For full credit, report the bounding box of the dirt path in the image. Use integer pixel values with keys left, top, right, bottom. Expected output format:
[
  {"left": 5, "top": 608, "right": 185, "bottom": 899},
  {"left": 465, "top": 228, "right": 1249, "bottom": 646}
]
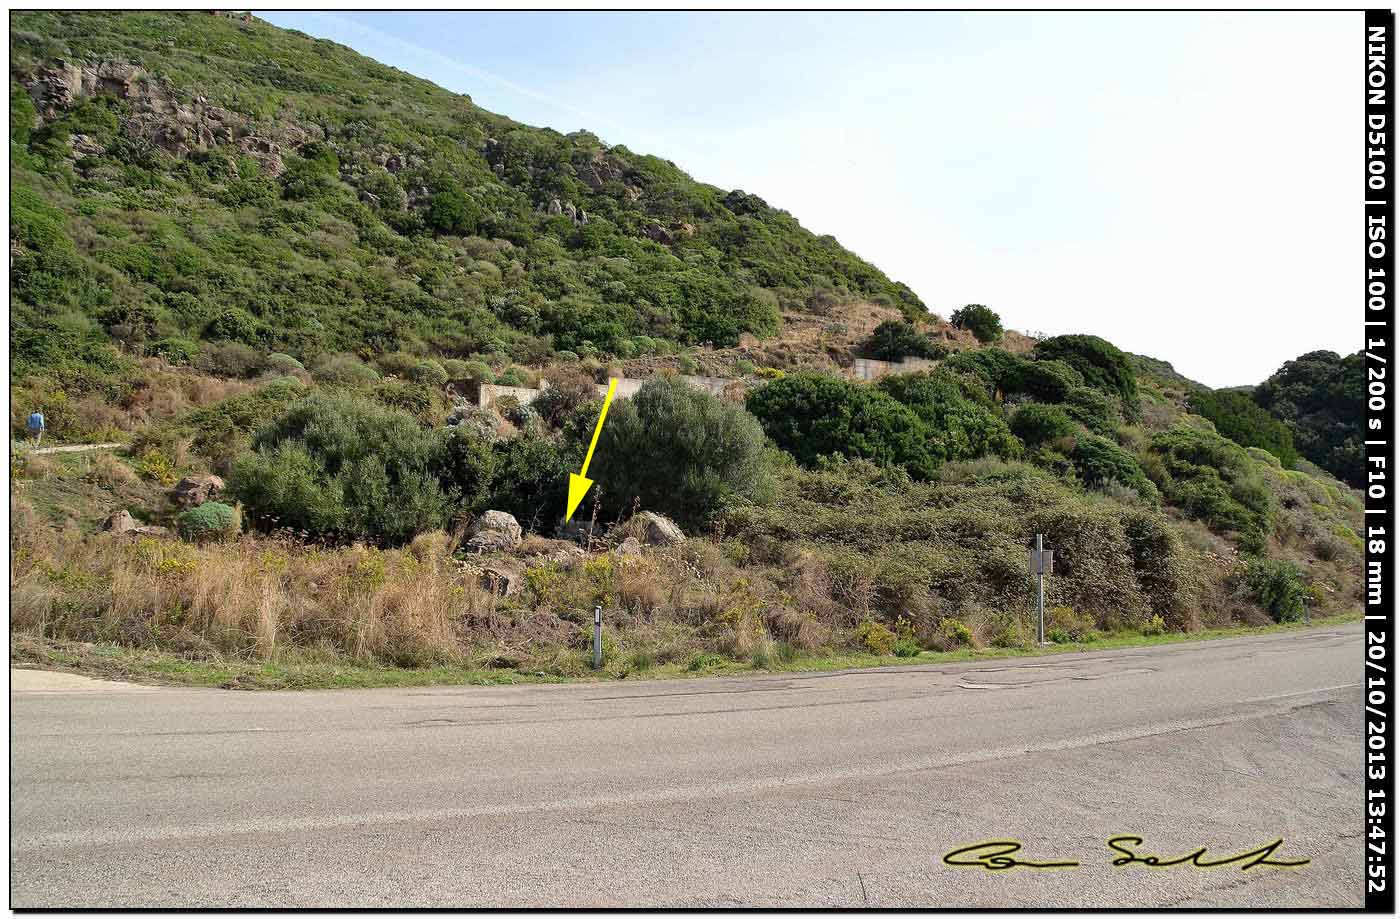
[{"left": 16, "top": 442, "right": 123, "bottom": 455}]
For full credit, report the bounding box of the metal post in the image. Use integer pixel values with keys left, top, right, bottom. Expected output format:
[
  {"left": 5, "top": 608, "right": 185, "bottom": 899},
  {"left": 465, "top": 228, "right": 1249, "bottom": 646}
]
[
  {"left": 1303, "top": 595, "right": 1311, "bottom": 625},
  {"left": 1035, "top": 533, "right": 1046, "bottom": 645},
  {"left": 593, "top": 604, "right": 603, "bottom": 669}
]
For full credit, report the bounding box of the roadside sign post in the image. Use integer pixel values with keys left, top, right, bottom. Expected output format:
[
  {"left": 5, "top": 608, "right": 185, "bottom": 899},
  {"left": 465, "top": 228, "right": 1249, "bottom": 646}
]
[
  {"left": 1029, "top": 534, "right": 1053, "bottom": 645},
  {"left": 593, "top": 604, "right": 603, "bottom": 669}
]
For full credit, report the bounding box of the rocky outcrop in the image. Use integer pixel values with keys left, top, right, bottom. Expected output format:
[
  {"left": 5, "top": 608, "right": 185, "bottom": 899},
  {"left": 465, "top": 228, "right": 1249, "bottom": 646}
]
[
  {"left": 466, "top": 510, "right": 522, "bottom": 552},
  {"left": 170, "top": 474, "right": 225, "bottom": 509},
  {"left": 101, "top": 509, "right": 137, "bottom": 533},
  {"left": 642, "top": 223, "right": 673, "bottom": 245},
  {"left": 23, "top": 56, "right": 315, "bottom": 175},
  {"left": 613, "top": 536, "right": 643, "bottom": 557},
  {"left": 632, "top": 511, "right": 685, "bottom": 547}
]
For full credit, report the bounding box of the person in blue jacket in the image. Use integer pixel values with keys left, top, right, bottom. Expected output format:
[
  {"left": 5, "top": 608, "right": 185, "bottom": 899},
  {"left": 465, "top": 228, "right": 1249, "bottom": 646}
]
[{"left": 26, "top": 410, "right": 45, "bottom": 446}]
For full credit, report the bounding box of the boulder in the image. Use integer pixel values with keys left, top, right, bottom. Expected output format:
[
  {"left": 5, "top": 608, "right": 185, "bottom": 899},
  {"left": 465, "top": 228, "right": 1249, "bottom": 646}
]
[
  {"left": 171, "top": 474, "right": 225, "bottom": 509},
  {"left": 634, "top": 511, "right": 685, "bottom": 547},
  {"left": 466, "top": 510, "right": 522, "bottom": 552},
  {"left": 101, "top": 510, "right": 138, "bottom": 533},
  {"left": 613, "top": 536, "right": 643, "bottom": 558}
]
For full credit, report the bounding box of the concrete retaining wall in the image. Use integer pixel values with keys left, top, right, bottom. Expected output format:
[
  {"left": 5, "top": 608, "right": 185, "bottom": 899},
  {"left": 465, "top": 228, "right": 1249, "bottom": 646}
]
[
  {"left": 478, "top": 374, "right": 745, "bottom": 409},
  {"left": 851, "top": 356, "right": 937, "bottom": 381}
]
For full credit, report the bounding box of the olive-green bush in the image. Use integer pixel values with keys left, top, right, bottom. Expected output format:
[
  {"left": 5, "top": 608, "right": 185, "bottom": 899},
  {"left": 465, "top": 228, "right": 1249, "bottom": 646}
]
[
  {"left": 176, "top": 501, "right": 240, "bottom": 543},
  {"left": 950, "top": 304, "right": 1003, "bottom": 343},
  {"left": 594, "top": 375, "right": 773, "bottom": 529}
]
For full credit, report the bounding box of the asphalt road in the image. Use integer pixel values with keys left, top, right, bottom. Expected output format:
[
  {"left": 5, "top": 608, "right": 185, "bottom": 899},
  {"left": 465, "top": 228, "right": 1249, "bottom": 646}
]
[{"left": 10, "top": 625, "right": 1364, "bottom": 908}]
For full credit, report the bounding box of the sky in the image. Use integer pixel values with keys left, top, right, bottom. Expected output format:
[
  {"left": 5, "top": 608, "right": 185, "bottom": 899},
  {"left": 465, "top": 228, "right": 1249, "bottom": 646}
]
[{"left": 263, "top": 11, "right": 1357, "bottom": 388}]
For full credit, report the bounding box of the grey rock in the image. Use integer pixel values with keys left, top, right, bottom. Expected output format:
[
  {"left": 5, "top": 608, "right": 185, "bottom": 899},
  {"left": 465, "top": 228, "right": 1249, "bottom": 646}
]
[
  {"left": 634, "top": 511, "right": 685, "bottom": 547},
  {"left": 101, "top": 510, "right": 138, "bottom": 533},
  {"left": 171, "top": 475, "right": 225, "bottom": 509},
  {"left": 467, "top": 510, "right": 522, "bottom": 552},
  {"left": 613, "top": 536, "right": 644, "bottom": 557}
]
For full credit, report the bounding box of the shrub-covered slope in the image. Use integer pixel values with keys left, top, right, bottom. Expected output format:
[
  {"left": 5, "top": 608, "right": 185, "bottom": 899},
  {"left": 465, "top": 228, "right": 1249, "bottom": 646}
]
[{"left": 10, "top": 9, "right": 924, "bottom": 394}]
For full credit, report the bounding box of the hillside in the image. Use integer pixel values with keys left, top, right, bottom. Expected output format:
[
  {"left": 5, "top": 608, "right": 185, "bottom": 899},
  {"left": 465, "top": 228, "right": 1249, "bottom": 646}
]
[
  {"left": 8, "top": 11, "right": 1363, "bottom": 686},
  {"left": 10, "top": 9, "right": 924, "bottom": 391}
]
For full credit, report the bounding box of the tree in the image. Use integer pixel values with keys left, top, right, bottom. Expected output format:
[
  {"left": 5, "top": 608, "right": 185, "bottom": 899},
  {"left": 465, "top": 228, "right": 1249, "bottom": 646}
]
[
  {"left": 1033, "top": 334, "right": 1140, "bottom": 418},
  {"left": 864, "top": 320, "right": 946, "bottom": 361},
  {"left": 1253, "top": 350, "right": 1363, "bottom": 487},
  {"left": 746, "top": 372, "right": 939, "bottom": 479},
  {"left": 950, "top": 304, "right": 1003, "bottom": 343},
  {"left": 877, "top": 371, "right": 1020, "bottom": 463},
  {"left": 230, "top": 392, "right": 450, "bottom": 545},
  {"left": 1010, "top": 402, "right": 1076, "bottom": 447},
  {"left": 593, "top": 376, "right": 772, "bottom": 528},
  {"left": 1188, "top": 389, "right": 1298, "bottom": 468},
  {"left": 425, "top": 187, "right": 481, "bottom": 236}
]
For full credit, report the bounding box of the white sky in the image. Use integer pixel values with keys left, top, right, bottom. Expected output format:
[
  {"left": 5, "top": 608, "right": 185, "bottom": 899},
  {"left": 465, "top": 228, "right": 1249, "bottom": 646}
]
[{"left": 265, "top": 11, "right": 1360, "bottom": 388}]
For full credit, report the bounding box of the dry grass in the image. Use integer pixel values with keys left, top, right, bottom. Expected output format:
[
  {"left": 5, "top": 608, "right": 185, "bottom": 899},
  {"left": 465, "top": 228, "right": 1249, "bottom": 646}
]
[{"left": 8, "top": 496, "right": 868, "bottom": 674}]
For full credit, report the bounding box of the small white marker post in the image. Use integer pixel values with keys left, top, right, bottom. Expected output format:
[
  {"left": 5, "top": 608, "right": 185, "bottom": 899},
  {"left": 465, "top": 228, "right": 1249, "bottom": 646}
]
[
  {"left": 593, "top": 604, "right": 603, "bottom": 669},
  {"left": 1029, "top": 534, "right": 1054, "bottom": 645}
]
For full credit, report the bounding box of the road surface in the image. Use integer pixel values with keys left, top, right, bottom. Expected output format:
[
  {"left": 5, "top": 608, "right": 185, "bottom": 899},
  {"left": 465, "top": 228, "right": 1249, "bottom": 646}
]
[{"left": 11, "top": 624, "right": 1364, "bottom": 908}]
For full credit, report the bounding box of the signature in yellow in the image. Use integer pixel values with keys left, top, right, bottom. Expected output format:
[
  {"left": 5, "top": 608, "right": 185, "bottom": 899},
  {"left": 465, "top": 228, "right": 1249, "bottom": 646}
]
[{"left": 943, "top": 837, "right": 1310, "bottom": 872}]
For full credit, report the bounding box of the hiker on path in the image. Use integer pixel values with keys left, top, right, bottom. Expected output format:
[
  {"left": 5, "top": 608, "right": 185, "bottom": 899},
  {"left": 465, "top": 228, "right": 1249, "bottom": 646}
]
[{"left": 26, "top": 410, "right": 45, "bottom": 446}]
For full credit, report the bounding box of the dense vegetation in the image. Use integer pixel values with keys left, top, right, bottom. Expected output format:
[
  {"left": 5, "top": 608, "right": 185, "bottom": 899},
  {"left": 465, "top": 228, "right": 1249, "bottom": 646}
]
[
  {"left": 1188, "top": 388, "right": 1298, "bottom": 468},
  {"left": 9, "top": 9, "right": 924, "bottom": 415},
  {"left": 1253, "top": 350, "right": 1363, "bottom": 487},
  {"left": 949, "top": 304, "right": 1002, "bottom": 343},
  {"left": 863, "top": 319, "right": 948, "bottom": 362}
]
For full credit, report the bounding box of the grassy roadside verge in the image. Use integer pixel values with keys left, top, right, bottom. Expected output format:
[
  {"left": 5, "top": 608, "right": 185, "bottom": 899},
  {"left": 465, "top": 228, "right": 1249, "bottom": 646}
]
[{"left": 10, "top": 612, "right": 1360, "bottom": 691}]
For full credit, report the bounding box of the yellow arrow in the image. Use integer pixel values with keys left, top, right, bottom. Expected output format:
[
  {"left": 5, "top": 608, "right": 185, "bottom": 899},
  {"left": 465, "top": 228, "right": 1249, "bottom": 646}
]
[{"left": 565, "top": 377, "right": 618, "bottom": 522}]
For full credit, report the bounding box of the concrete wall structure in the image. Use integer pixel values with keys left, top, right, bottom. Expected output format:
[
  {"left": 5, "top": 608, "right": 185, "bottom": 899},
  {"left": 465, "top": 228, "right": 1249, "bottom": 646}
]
[
  {"left": 851, "top": 355, "right": 937, "bottom": 381},
  {"left": 478, "top": 374, "right": 744, "bottom": 409}
]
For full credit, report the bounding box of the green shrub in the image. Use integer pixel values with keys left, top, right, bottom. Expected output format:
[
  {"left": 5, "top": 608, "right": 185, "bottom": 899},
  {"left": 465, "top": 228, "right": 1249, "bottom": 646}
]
[
  {"left": 865, "top": 320, "right": 947, "bottom": 361},
  {"left": 950, "top": 304, "right": 1003, "bottom": 343},
  {"left": 595, "top": 375, "right": 772, "bottom": 529},
  {"left": 195, "top": 341, "right": 265, "bottom": 378},
  {"left": 265, "top": 353, "right": 305, "bottom": 376},
  {"left": 1148, "top": 424, "right": 1272, "bottom": 548},
  {"left": 1073, "top": 434, "right": 1157, "bottom": 500},
  {"left": 1141, "top": 614, "right": 1167, "bottom": 636},
  {"left": 856, "top": 619, "right": 896, "bottom": 655},
  {"left": 1033, "top": 334, "right": 1139, "bottom": 418},
  {"left": 1061, "top": 385, "right": 1118, "bottom": 434},
  {"left": 311, "top": 353, "right": 380, "bottom": 387},
  {"left": 1010, "top": 359, "right": 1084, "bottom": 403},
  {"left": 485, "top": 430, "right": 577, "bottom": 533},
  {"left": 746, "top": 372, "right": 939, "bottom": 479},
  {"left": 230, "top": 392, "right": 451, "bottom": 545},
  {"left": 1011, "top": 403, "right": 1076, "bottom": 447},
  {"left": 938, "top": 618, "right": 973, "bottom": 648},
  {"left": 409, "top": 360, "right": 449, "bottom": 386},
  {"left": 1243, "top": 558, "right": 1307, "bottom": 622},
  {"left": 1189, "top": 389, "right": 1297, "bottom": 468},
  {"left": 151, "top": 337, "right": 200, "bottom": 366},
  {"left": 136, "top": 447, "right": 177, "bottom": 486},
  {"left": 1254, "top": 350, "right": 1363, "bottom": 487},
  {"left": 877, "top": 371, "right": 1020, "bottom": 463},
  {"left": 497, "top": 366, "right": 529, "bottom": 387},
  {"left": 177, "top": 501, "right": 240, "bottom": 543},
  {"left": 533, "top": 369, "right": 600, "bottom": 430}
]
